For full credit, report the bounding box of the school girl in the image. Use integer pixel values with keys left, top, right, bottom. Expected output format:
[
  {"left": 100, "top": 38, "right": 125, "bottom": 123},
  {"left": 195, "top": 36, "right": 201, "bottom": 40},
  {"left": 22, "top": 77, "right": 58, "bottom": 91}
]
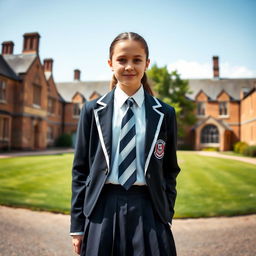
[{"left": 70, "top": 32, "right": 181, "bottom": 256}]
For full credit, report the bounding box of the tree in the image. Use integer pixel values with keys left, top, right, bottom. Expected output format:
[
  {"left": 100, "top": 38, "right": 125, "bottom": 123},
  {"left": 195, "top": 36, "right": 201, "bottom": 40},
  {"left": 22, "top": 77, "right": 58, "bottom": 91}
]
[{"left": 147, "top": 63, "right": 196, "bottom": 139}]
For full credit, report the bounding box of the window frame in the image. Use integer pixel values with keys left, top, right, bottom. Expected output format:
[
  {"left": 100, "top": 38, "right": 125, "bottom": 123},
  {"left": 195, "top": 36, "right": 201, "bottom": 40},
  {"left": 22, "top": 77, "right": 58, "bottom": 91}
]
[
  {"left": 200, "top": 124, "right": 219, "bottom": 144},
  {"left": 0, "top": 80, "right": 7, "bottom": 103},
  {"left": 197, "top": 101, "right": 206, "bottom": 116},
  {"left": 33, "top": 83, "right": 41, "bottom": 107}
]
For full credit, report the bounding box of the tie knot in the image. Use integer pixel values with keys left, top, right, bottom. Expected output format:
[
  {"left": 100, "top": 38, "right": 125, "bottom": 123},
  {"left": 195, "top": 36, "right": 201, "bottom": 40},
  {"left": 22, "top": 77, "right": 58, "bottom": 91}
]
[{"left": 126, "top": 98, "right": 135, "bottom": 108}]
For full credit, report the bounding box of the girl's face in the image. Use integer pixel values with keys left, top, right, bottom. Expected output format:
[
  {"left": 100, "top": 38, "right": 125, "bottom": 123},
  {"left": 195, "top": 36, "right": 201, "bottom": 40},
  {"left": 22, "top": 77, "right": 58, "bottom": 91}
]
[{"left": 108, "top": 40, "right": 150, "bottom": 93}]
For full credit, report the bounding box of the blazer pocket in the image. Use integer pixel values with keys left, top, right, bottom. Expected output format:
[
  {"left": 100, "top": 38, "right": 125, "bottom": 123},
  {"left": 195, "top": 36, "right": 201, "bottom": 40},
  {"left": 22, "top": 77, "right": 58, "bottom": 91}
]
[{"left": 85, "top": 175, "right": 91, "bottom": 187}]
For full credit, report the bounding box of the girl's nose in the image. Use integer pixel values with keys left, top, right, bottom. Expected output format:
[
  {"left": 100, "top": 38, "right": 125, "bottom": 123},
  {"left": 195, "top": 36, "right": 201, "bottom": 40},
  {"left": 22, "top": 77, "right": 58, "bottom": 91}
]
[{"left": 125, "top": 63, "right": 134, "bottom": 71}]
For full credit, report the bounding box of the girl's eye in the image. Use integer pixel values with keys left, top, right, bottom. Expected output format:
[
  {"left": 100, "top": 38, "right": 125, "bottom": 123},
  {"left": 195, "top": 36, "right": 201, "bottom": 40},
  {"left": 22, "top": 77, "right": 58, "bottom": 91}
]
[
  {"left": 134, "top": 59, "right": 142, "bottom": 63},
  {"left": 117, "top": 58, "right": 126, "bottom": 63}
]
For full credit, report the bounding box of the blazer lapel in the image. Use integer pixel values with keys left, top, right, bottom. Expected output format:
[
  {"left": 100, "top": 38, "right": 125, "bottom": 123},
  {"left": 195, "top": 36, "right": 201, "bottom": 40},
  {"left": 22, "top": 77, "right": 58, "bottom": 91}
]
[
  {"left": 144, "top": 92, "right": 164, "bottom": 174},
  {"left": 93, "top": 89, "right": 115, "bottom": 173}
]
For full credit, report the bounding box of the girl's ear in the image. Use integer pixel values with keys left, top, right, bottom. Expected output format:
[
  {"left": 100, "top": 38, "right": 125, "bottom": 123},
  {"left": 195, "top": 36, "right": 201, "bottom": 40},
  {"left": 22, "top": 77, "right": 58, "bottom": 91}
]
[
  {"left": 145, "top": 59, "right": 150, "bottom": 70},
  {"left": 108, "top": 59, "right": 113, "bottom": 70}
]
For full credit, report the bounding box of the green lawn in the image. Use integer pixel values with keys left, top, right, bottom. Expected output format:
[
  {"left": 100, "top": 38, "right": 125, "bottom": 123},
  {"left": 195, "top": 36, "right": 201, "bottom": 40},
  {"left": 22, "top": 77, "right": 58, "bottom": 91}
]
[
  {"left": 175, "top": 151, "right": 256, "bottom": 217},
  {"left": 0, "top": 151, "right": 255, "bottom": 218},
  {"left": 0, "top": 153, "right": 73, "bottom": 214}
]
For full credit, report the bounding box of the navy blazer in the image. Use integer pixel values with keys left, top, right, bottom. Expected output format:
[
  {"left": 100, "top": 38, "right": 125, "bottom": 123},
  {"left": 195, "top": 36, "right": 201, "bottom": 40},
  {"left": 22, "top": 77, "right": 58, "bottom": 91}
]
[{"left": 70, "top": 88, "right": 181, "bottom": 233}]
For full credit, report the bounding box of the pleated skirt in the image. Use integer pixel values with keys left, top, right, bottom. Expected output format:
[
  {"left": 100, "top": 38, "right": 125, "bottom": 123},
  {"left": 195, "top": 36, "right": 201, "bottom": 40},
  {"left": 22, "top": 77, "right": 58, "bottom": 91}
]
[{"left": 81, "top": 184, "right": 176, "bottom": 256}]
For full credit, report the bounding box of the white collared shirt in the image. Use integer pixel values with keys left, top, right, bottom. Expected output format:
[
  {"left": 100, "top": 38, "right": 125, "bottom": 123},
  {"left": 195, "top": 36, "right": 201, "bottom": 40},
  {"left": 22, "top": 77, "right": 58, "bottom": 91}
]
[{"left": 106, "top": 84, "right": 147, "bottom": 185}]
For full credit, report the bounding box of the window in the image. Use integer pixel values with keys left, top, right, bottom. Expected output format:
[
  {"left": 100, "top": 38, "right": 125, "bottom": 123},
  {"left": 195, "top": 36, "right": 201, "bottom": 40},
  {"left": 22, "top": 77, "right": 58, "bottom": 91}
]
[
  {"left": 0, "top": 80, "right": 6, "bottom": 102},
  {"left": 73, "top": 103, "right": 81, "bottom": 117},
  {"left": 47, "top": 126, "right": 54, "bottom": 141},
  {"left": 197, "top": 102, "right": 205, "bottom": 116},
  {"left": 219, "top": 102, "right": 228, "bottom": 116},
  {"left": 0, "top": 117, "right": 9, "bottom": 141},
  {"left": 201, "top": 125, "right": 219, "bottom": 143},
  {"left": 58, "top": 102, "right": 62, "bottom": 116},
  {"left": 47, "top": 97, "right": 55, "bottom": 114},
  {"left": 33, "top": 84, "right": 41, "bottom": 106}
]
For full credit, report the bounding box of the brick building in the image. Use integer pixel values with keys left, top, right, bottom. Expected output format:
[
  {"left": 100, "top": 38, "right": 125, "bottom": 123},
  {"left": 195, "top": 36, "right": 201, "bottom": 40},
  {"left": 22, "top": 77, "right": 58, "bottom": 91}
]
[
  {"left": 185, "top": 57, "right": 256, "bottom": 150},
  {"left": 0, "top": 32, "right": 109, "bottom": 150},
  {"left": 0, "top": 32, "right": 255, "bottom": 151}
]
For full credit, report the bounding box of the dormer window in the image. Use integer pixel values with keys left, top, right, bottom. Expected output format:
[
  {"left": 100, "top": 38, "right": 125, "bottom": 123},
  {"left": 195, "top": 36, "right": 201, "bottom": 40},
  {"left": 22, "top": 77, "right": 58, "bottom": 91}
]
[
  {"left": 197, "top": 102, "right": 205, "bottom": 116},
  {"left": 73, "top": 103, "right": 81, "bottom": 117},
  {"left": 219, "top": 102, "right": 228, "bottom": 116}
]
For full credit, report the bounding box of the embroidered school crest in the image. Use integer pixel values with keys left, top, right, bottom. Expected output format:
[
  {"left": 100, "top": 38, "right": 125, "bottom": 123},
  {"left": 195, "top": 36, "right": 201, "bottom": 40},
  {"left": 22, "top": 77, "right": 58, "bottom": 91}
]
[{"left": 154, "top": 139, "right": 166, "bottom": 159}]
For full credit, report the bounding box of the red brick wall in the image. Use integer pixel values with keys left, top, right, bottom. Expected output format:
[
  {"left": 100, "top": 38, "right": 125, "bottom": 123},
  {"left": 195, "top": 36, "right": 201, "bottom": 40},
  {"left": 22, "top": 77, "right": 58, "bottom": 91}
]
[{"left": 241, "top": 90, "right": 256, "bottom": 145}]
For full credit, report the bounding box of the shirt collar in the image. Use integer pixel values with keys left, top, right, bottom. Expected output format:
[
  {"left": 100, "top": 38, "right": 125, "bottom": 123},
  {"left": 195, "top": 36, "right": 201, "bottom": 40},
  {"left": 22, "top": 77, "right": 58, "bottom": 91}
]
[{"left": 115, "top": 83, "right": 144, "bottom": 109}]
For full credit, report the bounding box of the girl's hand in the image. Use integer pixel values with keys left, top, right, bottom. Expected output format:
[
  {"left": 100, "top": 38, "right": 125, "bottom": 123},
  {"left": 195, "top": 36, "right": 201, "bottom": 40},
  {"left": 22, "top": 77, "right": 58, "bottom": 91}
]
[{"left": 72, "top": 235, "right": 84, "bottom": 255}]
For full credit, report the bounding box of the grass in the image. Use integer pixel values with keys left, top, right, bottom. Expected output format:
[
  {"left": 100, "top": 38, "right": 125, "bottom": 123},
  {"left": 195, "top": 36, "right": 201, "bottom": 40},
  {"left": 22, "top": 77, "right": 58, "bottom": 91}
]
[
  {"left": 0, "top": 153, "right": 73, "bottom": 214},
  {"left": 175, "top": 151, "right": 256, "bottom": 218},
  {"left": 0, "top": 151, "right": 255, "bottom": 218}
]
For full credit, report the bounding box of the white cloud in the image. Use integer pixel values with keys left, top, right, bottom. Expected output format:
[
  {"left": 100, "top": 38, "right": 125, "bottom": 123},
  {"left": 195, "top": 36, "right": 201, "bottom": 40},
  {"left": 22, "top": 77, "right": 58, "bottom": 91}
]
[{"left": 167, "top": 60, "right": 256, "bottom": 79}]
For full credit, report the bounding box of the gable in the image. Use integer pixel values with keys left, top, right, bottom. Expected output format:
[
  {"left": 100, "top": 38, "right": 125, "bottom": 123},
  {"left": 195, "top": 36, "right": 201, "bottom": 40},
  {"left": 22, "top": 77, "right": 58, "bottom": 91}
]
[
  {"left": 216, "top": 90, "right": 231, "bottom": 101},
  {"left": 89, "top": 91, "right": 101, "bottom": 100},
  {"left": 195, "top": 90, "right": 210, "bottom": 101},
  {"left": 72, "top": 92, "right": 85, "bottom": 103}
]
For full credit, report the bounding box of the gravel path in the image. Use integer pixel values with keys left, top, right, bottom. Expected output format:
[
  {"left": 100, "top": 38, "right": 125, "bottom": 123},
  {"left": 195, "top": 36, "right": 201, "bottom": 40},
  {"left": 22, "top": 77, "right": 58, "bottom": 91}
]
[
  {"left": 0, "top": 205, "right": 255, "bottom": 256},
  {"left": 196, "top": 151, "right": 256, "bottom": 165}
]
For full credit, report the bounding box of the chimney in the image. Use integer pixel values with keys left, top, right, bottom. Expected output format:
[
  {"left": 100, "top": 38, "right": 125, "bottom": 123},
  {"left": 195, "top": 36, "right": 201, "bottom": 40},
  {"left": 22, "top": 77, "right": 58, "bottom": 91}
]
[
  {"left": 43, "top": 58, "right": 53, "bottom": 72},
  {"left": 213, "top": 56, "right": 220, "bottom": 79},
  {"left": 22, "top": 32, "right": 40, "bottom": 54},
  {"left": 74, "top": 69, "right": 81, "bottom": 81},
  {"left": 1, "top": 41, "right": 14, "bottom": 55}
]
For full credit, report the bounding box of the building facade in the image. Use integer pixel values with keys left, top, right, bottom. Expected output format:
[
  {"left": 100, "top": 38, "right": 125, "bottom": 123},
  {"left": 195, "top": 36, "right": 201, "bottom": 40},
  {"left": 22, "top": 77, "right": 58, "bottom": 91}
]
[
  {"left": 0, "top": 32, "right": 106, "bottom": 150},
  {"left": 0, "top": 32, "right": 255, "bottom": 151},
  {"left": 185, "top": 57, "right": 256, "bottom": 150}
]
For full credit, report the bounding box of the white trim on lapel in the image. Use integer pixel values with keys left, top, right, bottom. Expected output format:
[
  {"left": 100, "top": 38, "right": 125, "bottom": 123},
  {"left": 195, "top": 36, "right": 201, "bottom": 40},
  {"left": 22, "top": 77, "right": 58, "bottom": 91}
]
[
  {"left": 144, "top": 97, "right": 164, "bottom": 174},
  {"left": 93, "top": 94, "right": 110, "bottom": 172}
]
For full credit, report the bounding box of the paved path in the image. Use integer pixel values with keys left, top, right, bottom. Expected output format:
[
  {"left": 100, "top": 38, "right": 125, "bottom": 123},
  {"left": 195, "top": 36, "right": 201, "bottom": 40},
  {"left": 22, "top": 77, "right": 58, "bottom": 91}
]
[
  {"left": 0, "top": 206, "right": 255, "bottom": 256},
  {"left": 0, "top": 148, "right": 74, "bottom": 159},
  {"left": 196, "top": 151, "right": 256, "bottom": 165},
  {"left": 1, "top": 149, "right": 255, "bottom": 165}
]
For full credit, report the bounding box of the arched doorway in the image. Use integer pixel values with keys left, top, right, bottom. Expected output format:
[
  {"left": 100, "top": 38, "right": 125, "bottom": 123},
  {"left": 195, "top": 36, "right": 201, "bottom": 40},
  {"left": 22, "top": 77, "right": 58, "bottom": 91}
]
[{"left": 200, "top": 124, "right": 219, "bottom": 144}]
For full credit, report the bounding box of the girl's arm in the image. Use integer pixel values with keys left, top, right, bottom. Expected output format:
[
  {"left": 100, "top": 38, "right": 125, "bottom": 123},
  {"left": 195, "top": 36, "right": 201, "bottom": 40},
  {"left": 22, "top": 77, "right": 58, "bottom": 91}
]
[
  {"left": 163, "top": 106, "right": 181, "bottom": 221},
  {"left": 70, "top": 104, "right": 90, "bottom": 234}
]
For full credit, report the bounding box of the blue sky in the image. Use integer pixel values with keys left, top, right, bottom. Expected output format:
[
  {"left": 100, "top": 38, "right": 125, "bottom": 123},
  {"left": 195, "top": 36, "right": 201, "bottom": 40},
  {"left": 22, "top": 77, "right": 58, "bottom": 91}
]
[{"left": 0, "top": 0, "right": 255, "bottom": 81}]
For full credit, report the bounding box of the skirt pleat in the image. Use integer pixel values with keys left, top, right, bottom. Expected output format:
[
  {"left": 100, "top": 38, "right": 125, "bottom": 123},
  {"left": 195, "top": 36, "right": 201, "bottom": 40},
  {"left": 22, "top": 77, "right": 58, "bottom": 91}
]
[{"left": 80, "top": 184, "right": 176, "bottom": 256}]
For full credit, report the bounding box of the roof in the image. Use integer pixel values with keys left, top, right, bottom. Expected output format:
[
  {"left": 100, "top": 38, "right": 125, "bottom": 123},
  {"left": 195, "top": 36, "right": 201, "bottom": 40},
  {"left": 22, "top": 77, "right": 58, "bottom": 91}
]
[
  {"left": 44, "top": 71, "right": 52, "bottom": 80},
  {"left": 56, "top": 77, "right": 256, "bottom": 103},
  {"left": 3, "top": 54, "right": 37, "bottom": 74},
  {"left": 56, "top": 80, "right": 110, "bottom": 102},
  {"left": 0, "top": 55, "right": 20, "bottom": 80},
  {"left": 187, "top": 78, "right": 256, "bottom": 100},
  {"left": 193, "top": 115, "right": 232, "bottom": 131},
  {"left": 242, "top": 86, "right": 256, "bottom": 100}
]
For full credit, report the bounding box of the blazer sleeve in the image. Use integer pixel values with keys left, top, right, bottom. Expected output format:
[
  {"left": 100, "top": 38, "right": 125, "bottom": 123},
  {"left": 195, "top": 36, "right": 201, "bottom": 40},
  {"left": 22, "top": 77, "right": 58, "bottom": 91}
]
[
  {"left": 70, "top": 103, "right": 91, "bottom": 233},
  {"left": 163, "top": 106, "right": 181, "bottom": 220}
]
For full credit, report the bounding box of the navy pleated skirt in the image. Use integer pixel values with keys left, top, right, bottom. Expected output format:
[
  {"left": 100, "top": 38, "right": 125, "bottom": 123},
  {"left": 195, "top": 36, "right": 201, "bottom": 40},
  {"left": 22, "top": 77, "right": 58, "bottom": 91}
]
[{"left": 81, "top": 184, "right": 176, "bottom": 256}]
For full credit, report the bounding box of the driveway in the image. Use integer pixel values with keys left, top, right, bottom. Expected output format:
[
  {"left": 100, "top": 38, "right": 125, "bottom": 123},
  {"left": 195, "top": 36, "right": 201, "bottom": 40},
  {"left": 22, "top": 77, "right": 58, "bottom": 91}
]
[{"left": 0, "top": 206, "right": 255, "bottom": 256}]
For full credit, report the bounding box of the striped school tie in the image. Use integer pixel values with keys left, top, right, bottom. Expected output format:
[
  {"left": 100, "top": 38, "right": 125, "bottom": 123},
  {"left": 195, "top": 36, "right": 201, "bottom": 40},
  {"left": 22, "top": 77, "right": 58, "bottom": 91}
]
[{"left": 118, "top": 97, "right": 137, "bottom": 190}]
